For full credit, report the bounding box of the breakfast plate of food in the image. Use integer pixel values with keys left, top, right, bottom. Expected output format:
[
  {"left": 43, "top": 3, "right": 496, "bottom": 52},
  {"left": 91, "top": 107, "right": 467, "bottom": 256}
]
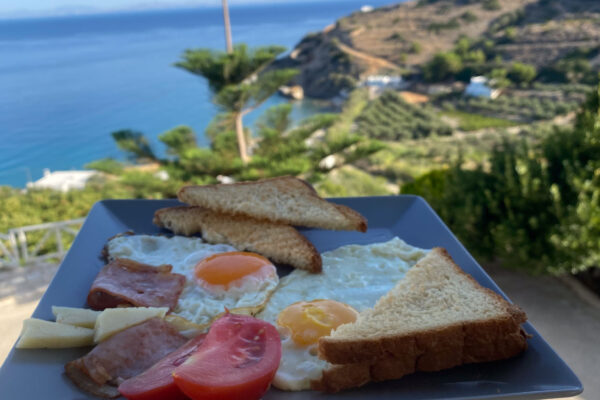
[{"left": 0, "top": 177, "right": 583, "bottom": 399}]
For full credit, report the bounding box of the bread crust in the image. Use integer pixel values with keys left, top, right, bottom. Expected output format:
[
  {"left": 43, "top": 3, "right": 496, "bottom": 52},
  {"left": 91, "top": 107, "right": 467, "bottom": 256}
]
[
  {"left": 177, "top": 176, "right": 368, "bottom": 232},
  {"left": 318, "top": 248, "right": 527, "bottom": 363},
  {"left": 313, "top": 248, "right": 529, "bottom": 392},
  {"left": 153, "top": 205, "right": 322, "bottom": 273},
  {"left": 312, "top": 326, "right": 527, "bottom": 393}
]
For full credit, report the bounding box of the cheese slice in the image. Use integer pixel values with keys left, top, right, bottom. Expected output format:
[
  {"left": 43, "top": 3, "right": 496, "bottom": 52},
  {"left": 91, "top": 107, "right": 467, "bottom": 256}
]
[
  {"left": 165, "top": 314, "right": 205, "bottom": 338},
  {"left": 94, "top": 307, "right": 168, "bottom": 343},
  {"left": 16, "top": 318, "right": 94, "bottom": 349},
  {"left": 52, "top": 306, "right": 101, "bottom": 329}
]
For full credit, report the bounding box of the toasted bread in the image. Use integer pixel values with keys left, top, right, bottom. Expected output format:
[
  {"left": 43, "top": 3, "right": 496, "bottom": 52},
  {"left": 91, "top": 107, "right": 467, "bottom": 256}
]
[
  {"left": 177, "top": 176, "right": 367, "bottom": 232},
  {"left": 314, "top": 248, "right": 528, "bottom": 392},
  {"left": 153, "top": 206, "right": 322, "bottom": 273}
]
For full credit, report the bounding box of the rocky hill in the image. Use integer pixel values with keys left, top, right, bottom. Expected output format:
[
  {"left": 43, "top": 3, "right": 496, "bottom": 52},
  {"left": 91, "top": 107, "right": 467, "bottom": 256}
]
[{"left": 275, "top": 0, "right": 600, "bottom": 98}]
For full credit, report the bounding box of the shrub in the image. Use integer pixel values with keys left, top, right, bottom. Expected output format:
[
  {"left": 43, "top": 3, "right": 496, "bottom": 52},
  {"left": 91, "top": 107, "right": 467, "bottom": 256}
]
[
  {"left": 403, "top": 86, "right": 600, "bottom": 274},
  {"left": 409, "top": 41, "right": 422, "bottom": 54},
  {"left": 427, "top": 18, "right": 461, "bottom": 33},
  {"left": 423, "top": 52, "right": 463, "bottom": 82},
  {"left": 388, "top": 32, "right": 404, "bottom": 41},
  {"left": 482, "top": 0, "right": 501, "bottom": 11},
  {"left": 460, "top": 11, "right": 478, "bottom": 23},
  {"left": 507, "top": 62, "right": 537, "bottom": 84},
  {"left": 85, "top": 158, "right": 124, "bottom": 175},
  {"left": 356, "top": 91, "right": 452, "bottom": 140}
]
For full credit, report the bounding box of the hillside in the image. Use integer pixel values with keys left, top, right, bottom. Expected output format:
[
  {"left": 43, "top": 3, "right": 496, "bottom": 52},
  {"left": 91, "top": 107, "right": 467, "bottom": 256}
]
[{"left": 275, "top": 0, "right": 600, "bottom": 98}]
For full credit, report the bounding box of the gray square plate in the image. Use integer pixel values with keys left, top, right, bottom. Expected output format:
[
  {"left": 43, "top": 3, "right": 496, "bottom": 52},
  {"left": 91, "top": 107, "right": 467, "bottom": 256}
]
[{"left": 0, "top": 196, "right": 583, "bottom": 399}]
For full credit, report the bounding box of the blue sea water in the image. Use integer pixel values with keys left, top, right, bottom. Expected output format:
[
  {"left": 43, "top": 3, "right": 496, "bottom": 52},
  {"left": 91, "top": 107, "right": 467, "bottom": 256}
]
[{"left": 0, "top": 1, "right": 396, "bottom": 187}]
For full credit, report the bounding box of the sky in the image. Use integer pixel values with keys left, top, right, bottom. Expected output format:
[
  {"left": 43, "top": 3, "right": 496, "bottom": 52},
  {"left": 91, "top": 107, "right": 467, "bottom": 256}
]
[{"left": 0, "top": 0, "right": 347, "bottom": 19}]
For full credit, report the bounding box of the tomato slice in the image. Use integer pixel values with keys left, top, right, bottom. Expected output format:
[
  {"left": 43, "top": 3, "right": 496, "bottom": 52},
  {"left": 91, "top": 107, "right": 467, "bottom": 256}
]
[
  {"left": 118, "top": 333, "right": 206, "bottom": 400},
  {"left": 173, "top": 313, "right": 282, "bottom": 400}
]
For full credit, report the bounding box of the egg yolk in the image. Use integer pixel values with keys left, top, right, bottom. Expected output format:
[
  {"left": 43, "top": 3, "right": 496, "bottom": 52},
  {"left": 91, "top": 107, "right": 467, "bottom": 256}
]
[
  {"left": 277, "top": 300, "right": 358, "bottom": 346},
  {"left": 194, "top": 252, "right": 276, "bottom": 292}
]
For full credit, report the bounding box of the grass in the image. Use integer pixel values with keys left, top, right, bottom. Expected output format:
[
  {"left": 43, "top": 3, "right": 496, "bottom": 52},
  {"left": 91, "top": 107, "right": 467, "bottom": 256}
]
[
  {"left": 441, "top": 110, "right": 519, "bottom": 131},
  {"left": 327, "top": 88, "right": 369, "bottom": 141}
]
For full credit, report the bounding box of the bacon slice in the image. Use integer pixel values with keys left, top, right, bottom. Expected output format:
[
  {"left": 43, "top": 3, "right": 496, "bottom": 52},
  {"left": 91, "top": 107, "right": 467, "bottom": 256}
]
[
  {"left": 87, "top": 258, "right": 185, "bottom": 311},
  {"left": 118, "top": 333, "right": 207, "bottom": 400},
  {"left": 65, "top": 318, "right": 187, "bottom": 399}
]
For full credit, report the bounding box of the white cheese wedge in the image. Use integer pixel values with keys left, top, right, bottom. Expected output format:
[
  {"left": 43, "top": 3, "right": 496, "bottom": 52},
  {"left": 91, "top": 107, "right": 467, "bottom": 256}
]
[
  {"left": 52, "top": 306, "right": 101, "bottom": 329},
  {"left": 16, "top": 318, "right": 94, "bottom": 349},
  {"left": 94, "top": 307, "right": 168, "bottom": 343}
]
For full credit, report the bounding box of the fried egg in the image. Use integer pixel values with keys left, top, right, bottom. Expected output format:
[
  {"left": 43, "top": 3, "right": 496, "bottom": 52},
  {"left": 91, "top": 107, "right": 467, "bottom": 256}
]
[
  {"left": 256, "top": 237, "right": 428, "bottom": 391},
  {"left": 106, "top": 235, "right": 279, "bottom": 327}
]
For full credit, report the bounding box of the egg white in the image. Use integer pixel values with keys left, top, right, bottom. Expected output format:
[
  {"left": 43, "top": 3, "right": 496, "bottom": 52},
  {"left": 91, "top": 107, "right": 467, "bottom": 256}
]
[
  {"left": 257, "top": 237, "right": 428, "bottom": 391},
  {"left": 106, "top": 235, "right": 279, "bottom": 326}
]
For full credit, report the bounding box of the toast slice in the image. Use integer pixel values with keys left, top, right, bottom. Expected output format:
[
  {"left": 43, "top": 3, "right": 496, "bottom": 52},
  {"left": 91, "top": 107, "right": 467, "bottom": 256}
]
[
  {"left": 314, "top": 248, "right": 528, "bottom": 392},
  {"left": 177, "top": 176, "right": 367, "bottom": 232},
  {"left": 153, "top": 206, "right": 322, "bottom": 273}
]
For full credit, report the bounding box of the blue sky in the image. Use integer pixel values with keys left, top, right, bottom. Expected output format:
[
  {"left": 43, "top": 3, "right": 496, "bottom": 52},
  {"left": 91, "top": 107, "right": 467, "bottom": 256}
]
[{"left": 0, "top": 0, "right": 343, "bottom": 19}]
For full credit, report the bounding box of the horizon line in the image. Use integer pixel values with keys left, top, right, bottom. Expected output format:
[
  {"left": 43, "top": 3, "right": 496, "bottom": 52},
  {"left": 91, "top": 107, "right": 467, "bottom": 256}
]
[{"left": 0, "top": 0, "right": 386, "bottom": 21}]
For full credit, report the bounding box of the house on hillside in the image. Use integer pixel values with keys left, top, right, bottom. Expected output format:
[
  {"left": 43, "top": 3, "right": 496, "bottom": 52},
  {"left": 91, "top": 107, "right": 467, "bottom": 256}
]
[
  {"left": 364, "top": 75, "right": 404, "bottom": 89},
  {"left": 465, "top": 76, "right": 500, "bottom": 99},
  {"left": 362, "top": 75, "right": 406, "bottom": 98}
]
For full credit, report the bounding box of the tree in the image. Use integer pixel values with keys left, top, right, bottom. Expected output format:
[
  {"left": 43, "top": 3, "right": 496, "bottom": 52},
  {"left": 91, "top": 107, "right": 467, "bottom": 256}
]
[
  {"left": 549, "top": 86, "right": 600, "bottom": 272},
  {"left": 507, "top": 62, "right": 537, "bottom": 84},
  {"left": 423, "top": 52, "right": 463, "bottom": 82},
  {"left": 159, "top": 126, "right": 198, "bottom": 157},
  {"left": 487, "top": 68, "right": 511, "bottom": 88},
  {"left": 176, "top": 44, "right": 297, "bottom": 163},
  {"left": 111, "top": 130, "right": 156, "bottom": 163}
]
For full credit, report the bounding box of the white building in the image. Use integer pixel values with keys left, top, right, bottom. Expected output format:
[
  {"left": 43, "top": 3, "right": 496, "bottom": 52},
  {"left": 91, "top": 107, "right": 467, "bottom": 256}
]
[
  {"left": 465, "top": 76, "right": 500, "bottom": 99},
  {"left": 364, "top": 75, "right": 404, "bottom": 89},
  {"left": 27, "top": 169, "right": 97, "bottom": 192}
]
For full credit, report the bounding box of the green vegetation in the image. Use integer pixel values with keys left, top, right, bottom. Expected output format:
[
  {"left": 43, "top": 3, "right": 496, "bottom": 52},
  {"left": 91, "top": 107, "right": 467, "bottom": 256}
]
[
  {"left": 507, "top": 62, "right": 537, "bottom": 85},
  {"left": 481, "top": 0, "right": 501, "bottom": 11},
  {"left": 356, "top": 91, "right": 452, "bottom": 140},
  {"left": 427, "top": 18, "right": 461, "bottom": 34},
  {"left": 423, "top": 37, "right": 491, "bottom": 83},
  {"left": 0, "top": 98, "right": 384, "bottom": 257},
  {"left": 176, "top": 44, "right": 297, "bottom": 162},
  {"left": 0, "top": 173, "right": 182, "bottom": 256},
  {"left": 539, "top": 47, "right": 600, "bottom": 85},
  {"left": 409, "top": 41, "right": 422, "bottom": 54},
  {"left": 5, "top": 0, "right": 600, "bottom": 285},
  {"left": 112, "top": 130, "right": 157, "bottom": 162},
  {"left": 423, "top": 52, "right": 463, "bottom": 82},
  {"left": 387, "top": 32, "right": 404, "bottom": 41},
  {"left": 403, "top": 87, "right": 600, "bottom": 275},
  {"left": 84, "top": 158, "right": 124, "bottom": 175},
  {"left": 315, "top": 166, "right": 392, "bottom": 197},
  {"left": 446, "top": 95, "right": 579, "bottom": 122},
  {"left": 441, "top": 110, "right": 518, "bottom": 131},
  {"left": 460, "top": 11, "right": 478, "bottom": 23}
]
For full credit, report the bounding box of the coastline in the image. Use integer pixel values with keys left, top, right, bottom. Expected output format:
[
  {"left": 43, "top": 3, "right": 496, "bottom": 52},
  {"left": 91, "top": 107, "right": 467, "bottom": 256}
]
[{"left": 0, "top": 0, "right": 386, "bottom": 188}]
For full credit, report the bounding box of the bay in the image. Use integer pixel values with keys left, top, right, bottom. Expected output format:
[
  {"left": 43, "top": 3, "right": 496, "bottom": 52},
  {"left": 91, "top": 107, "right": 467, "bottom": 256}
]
[{"left": 0, "top": 1, "right": 395, "bottom": 187}]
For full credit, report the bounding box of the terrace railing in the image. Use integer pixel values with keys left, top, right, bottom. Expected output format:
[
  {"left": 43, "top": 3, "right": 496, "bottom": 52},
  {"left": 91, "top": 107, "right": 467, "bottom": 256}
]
[{"left": 0, "top": 219, "right": 84, "bottom": 269}]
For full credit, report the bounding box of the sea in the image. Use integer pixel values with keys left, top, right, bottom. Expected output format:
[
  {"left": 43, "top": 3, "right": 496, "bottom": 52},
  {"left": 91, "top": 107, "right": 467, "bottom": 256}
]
[{"left": 0, "top": 1, "right": 397, "bottom": 188}]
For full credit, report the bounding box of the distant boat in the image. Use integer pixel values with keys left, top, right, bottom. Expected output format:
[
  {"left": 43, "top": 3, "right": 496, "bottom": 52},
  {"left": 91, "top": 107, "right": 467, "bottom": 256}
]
[{"left": 361, "top": 5, "right": 374, "bottom": 12}]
